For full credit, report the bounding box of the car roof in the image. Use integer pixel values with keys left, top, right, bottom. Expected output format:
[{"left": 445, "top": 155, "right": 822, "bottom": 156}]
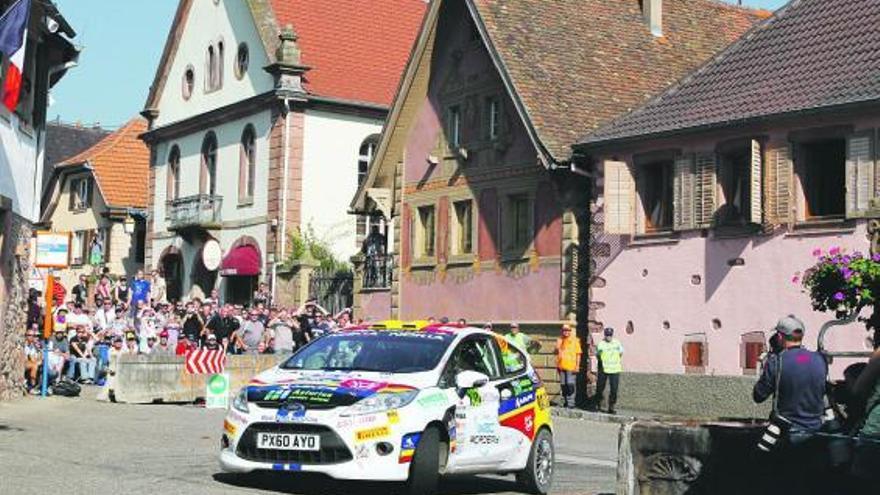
[{"left": 341, "top": 321, "right": 493, "bottom": 340}]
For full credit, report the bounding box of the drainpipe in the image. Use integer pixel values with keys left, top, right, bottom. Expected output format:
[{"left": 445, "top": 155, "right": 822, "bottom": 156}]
[{"left": 272, "top": 98, "right": 292, "bottom": 302}]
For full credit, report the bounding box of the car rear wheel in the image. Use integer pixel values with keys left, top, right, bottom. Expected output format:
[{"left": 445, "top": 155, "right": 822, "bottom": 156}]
[
  {"left": 404, "top": 426, "right": 442, "bottom": 495},
  {"left": 516, "top": 428, "right": 554, "bottom": 494}
]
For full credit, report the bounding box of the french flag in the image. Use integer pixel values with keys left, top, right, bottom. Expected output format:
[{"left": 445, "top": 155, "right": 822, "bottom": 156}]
[{"left": 0, "top": 0, "right": 30, "bottom": 112}]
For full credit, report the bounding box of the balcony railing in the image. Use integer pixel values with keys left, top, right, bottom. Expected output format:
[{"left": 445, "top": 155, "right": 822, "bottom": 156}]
[
  {"left": 362, "top": 254, "right": 393, "bottom": 289},
  {"left": 167, "top": 194, "right": 223, "bottom": 231}
]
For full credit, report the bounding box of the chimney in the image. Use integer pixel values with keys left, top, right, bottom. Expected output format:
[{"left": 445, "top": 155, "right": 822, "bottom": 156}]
[{"left": 643, "top": 0, "right": 663, "bottom": 37}]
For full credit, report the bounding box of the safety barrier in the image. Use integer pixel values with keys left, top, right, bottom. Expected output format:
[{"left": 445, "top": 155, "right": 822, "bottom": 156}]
[{"left": 98, "top": 353, "right": 289, "bottom": 404}]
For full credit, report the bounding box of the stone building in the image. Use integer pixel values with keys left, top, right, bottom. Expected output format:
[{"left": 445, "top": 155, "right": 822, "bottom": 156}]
[
  {"left": 140, "top": 0, "right": 425, "bottom": 305},
  {"left": 0, "top": 0, "right": 78, "bottom": 400},
  {"left": 39, "top": 119, "right": 150, "bottom": 289},
  {"left": 351, "top": 0, "right": 763, "bottom": 335},
  {"left": 576, "top": 0, "right": 880, "bottom": 379}
]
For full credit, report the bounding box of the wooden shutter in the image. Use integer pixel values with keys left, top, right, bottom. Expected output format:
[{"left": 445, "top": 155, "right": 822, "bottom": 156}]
[
  {"left": 603, "top": 160, "right": 635, "bottom": 235},
  {"left": 695, "top": 152, "right": 717, "bottom": 228},
  {"left": 673, "top": 154, "right": 696, "bottom": 231},
  {"left": 846, "top": 132, "right": 875, "bottom": 217},
  {"left": 749, "top": 139, "right": 763, "bottom": 224},
  {"left": 766, "top": 144, "right": 793, "bottom": 225}
]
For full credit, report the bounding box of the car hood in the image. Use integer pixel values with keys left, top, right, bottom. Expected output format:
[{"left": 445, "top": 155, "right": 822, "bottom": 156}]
[{"left": 245, "top": 367, "right": 437, "bottom": 408}]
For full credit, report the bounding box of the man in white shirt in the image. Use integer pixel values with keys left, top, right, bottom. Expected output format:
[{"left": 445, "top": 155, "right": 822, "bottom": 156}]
[{"left": 94, "top": 299, "right": 116, "bottom": 332}]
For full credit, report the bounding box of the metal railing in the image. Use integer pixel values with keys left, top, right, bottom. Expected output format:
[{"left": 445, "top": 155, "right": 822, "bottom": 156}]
[
  {"left": 362, "top": 254, "right": 393, "bottom": 289},
  {"left": 167, "top": 194, "right": 223, "bottom": 231}
]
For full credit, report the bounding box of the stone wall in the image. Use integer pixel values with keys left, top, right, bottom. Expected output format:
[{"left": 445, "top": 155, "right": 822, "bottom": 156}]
[{"left": 0, "top": 213, "right": 32, "bottom": 401}]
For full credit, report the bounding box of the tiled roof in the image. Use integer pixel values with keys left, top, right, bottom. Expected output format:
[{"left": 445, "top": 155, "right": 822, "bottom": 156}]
[
  {"left": 58, "top": 119, "right": 150, "bottom": 208},
  {"left": 270, "top": 0, "right": 427, "bottom": 107},
  {"left": 471, "top": 0, "right": 766, "bottom": 160},
  {"left": 45, "top": 122, "right": 110, "bottom": 168},
  {"left": 581, "top": 0, "right": 880, "bottom": 146}
]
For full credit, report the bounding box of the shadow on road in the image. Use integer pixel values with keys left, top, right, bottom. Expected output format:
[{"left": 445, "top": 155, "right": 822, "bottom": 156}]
[{"left": 213, "top": 472, "right": 524, "bottom": 495}]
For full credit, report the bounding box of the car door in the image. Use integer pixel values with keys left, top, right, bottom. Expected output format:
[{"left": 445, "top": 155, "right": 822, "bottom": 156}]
[
  {"left": 492, "top": 338, "right": 539, "bottom": 460},
  {"left": 440, "top": 336, "right": 506, "bottom": 471}
]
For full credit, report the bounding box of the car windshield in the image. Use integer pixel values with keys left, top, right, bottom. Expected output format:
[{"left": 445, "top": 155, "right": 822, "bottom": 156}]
[{"left": 281, "top": 330, "right": 455, "bottom": 373}]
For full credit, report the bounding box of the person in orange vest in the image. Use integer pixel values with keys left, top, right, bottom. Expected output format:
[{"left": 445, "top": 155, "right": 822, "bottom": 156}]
[{"left": 555, "top": 324, "right": 582, "bottom": 408}]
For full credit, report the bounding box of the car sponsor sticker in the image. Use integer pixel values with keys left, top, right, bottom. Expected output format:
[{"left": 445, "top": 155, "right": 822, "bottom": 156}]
[
  {"left": 387, "top": 410, "right": 400, "bottom": 424},
  {"left": 355, "top": 443, "right": 371, "bottom": 460},
  {"left": 417, "top": 391, "right": 448, "bottom": 408},
  {"left": 336, "top": 414, "right": 380, "bottom": 429},
  {"left": 470, "top": 434, "right": 500, "bottom": 445},
  {"left": 398, "top": 432, "right": 421, "bottom": 463},
  {"left": 223, "top": 419, "right": 236, "bottom": 436},
  {"left": 355, "top": 425, "right": 391, "bottom": 442}
]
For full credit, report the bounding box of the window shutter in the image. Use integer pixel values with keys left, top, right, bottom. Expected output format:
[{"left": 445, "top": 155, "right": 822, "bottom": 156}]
[
  {"left": 695, "top": 152, "right": 717, "bottom": 228},
  {"left": 673, "top": 154, "right": 696, "bottom": 231},
  {"left": 846, "top": 132, "right": 875, "bottom": 217},
  {"left": 750, "top": 139, "right": 763, "bottom": 225},
  {"left": 603, "top": 160, "right": 635, "bottom": 235},
  {"left": 87, "top": 179, "right": 94, "bottom": 207},
  {"left": 68, "top": 178, "right": 77, "bottom": 210},
  {"left": 766, "top": 144, "right": 793, "bottom": 225},
  {"left": 104, "top": 227, "right": 112, "bottom": 264}
]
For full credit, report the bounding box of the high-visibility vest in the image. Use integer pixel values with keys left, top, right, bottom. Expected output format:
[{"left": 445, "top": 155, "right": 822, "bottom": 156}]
[
  {"left": 556, "top": 337, "right": 581, "bottom": 371},
  {"left": 505, "top": 332, "right": 530, "bottom": 353},
  {"left": 597, "top": 339, "right": 623, "bottom": 374}
]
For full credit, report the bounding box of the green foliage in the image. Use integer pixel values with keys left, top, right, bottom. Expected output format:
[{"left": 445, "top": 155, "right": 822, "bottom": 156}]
[
  {"left": 800, "top": 247, "right": 880, "bottom": 318},
  {"left": 284, "top": 227, "right": 351, "bottom": 275}
]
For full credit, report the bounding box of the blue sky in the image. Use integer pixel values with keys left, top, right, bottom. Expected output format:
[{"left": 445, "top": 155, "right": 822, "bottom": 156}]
[{"left": 49, "top": 0, "right": 788, "bottom": 129}]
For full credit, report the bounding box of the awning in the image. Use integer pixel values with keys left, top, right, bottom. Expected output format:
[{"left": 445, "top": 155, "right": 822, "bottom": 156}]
[{"left": 219, "top": 244, "right": 261, "bottom": 276}]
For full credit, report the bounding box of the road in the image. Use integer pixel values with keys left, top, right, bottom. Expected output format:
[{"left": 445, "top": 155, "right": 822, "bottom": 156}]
[{"left": 0, "top": 392, "right": 617, "bottom": 495}]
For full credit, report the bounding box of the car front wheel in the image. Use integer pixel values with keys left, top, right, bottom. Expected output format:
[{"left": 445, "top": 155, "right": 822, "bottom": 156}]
[
  {"left": 404, "top": 426, "right": 442, "bottom": 495},
  {"left": 516, "top": 428, "right": 554, "bottom": 494}
]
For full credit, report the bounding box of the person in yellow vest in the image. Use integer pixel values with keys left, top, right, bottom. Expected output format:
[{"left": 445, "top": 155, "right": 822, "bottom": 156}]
[
  {"left": 595, "top": 327, "right": 624, "bottom": 414},
  {"left": 555, "top": 324, "right": 582, "bottom": 408}
]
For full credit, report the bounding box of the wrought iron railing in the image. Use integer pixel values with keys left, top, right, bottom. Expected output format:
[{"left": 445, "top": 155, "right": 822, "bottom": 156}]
[
  {"left": 362, "top": 254, "right": 393, "bottom": 289},
  {"left": 167, "top": 194, "right": 223, "bottom": 231}
]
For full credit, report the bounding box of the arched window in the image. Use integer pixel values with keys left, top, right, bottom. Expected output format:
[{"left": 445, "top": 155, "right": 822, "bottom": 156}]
[
  {"left": 206, "top": 45, "right": 216, "bottom": 90},
  {"left": 239, "top": 125, "right": 256, "bottom": 203},
  {"left": 217, "top": 40, "right": 225, "bottom": 87},
  {"left": 167, "top": 145, "right": 181, "bottom": 201},
  {"left": 358, "top": 135, "right": 379, "bottom": 186},
  {"left": 201, "top": 132, "right": 218, "bottom": 195}
]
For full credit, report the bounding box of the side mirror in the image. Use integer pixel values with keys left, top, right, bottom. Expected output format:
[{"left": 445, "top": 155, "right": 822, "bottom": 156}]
[{"left": 456, "top": 370, "right": 489, "bottom": 390}]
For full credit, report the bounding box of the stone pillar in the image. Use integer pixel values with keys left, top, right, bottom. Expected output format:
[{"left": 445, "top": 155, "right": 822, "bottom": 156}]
[
  {"left": 294, "top": 253, "right": 318, "bottom": 307},
  {"left": 0, "top": 213, "right": 32, "bottom": 400},
  {"left": 350, "top": 253, "right": 365, "bottom": 318}
]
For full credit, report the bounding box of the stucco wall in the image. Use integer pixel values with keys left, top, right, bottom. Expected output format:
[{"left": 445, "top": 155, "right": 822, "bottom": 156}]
[
  {"left": 301, "top": 110, "right": 383, "bottom": 259},
  {"left": 359, "top": 290, "right": 392, "bottom": 322},
  {"left": 0, "top": 113, "right": 42, "bottom": 222},
  {"left": 153, "top": 0, "right": 273, "bottom": 128}
]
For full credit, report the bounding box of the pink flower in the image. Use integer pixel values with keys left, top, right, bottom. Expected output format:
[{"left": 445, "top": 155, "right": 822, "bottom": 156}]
[
  {"left": 812, "top": 248, "right": 823, "bottom": 257},
  {"left": 834, "top": 292, "right": 846, "bottom": 301},
  {"left": 791, "top": 276, "right": 800, "bottom": 284},
  {"left": 829, "top": 247, "right": 841, "bottom": 256}
]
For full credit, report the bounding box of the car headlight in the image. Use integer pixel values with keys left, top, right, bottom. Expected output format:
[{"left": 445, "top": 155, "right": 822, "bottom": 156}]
[
  {"left": 341, "top": 390, "right": 418, "bottom": 416},
  {"left": 232, "top": 387, "right": 249, "bottom": 414}
]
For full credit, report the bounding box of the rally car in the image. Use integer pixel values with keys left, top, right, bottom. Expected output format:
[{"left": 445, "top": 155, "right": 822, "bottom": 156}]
[{"left": 219, "top": 322, "right": 554, "bottom": 494}]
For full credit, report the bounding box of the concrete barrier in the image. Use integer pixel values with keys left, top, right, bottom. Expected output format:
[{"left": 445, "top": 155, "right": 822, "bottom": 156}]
[{"left": 98, "top": 353, "right": 289, "bottom": 404}]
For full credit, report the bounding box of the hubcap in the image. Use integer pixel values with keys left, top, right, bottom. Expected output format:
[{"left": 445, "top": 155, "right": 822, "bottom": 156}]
[{"left": 535, "top": 436, "right": 553, "bottom": 486}]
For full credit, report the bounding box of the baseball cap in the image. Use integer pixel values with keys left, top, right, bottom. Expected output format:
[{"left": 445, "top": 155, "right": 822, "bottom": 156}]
[
  {"left": 774, "top": 315, "right": 805, "bottom": 336},
  {"left": 159, "top": 330, "right": 169, "bottom": 338},
  {"left": 206, "top": 334, "right": 217, "bottom": 341},
  {"left": 604, "top": 327, "right": 614, "bottom": 337}
]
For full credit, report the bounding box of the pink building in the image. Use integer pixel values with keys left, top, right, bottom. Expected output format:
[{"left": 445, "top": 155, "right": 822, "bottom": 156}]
[{"left": 576, "top": 0, "right": 880, "bottom": 378}]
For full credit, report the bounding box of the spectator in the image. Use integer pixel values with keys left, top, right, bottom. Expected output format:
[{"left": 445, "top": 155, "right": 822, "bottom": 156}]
[
  {"left": 95, "top": 275, "right": 111, "bottom": 304},
  {"left": 130, "top": 270, "right": 151, "bottom": 314},
  {"left": 850, "top": 329, "right": 880, "bottom": 491},
  {"left": 27, "top": 289, "right": 42, "bottom": 329},
  {"left": 181, "top": 302, "right": 204, "bottom": 344},
  {"left": 109, "top": 336, "right": 125, "bottom": 358},
  {"left": 47, "top": 329, "right": 70, "bottom": 383},
  {"left": 505, "top": 323, "right": 533, "bottom": 354},
  {"left": 53, "top": 308, "right": 69, "bottom": 338},
  {"left": 154, "top": 330, "right": 174, "bottom": 355},
  {"left": 594, "top": 327, "right": 624, "bottom": 414},
  {"left": 94, "top": 299, "right": 116, "bottom": 332},
  {"left": 124, "top": 332, "right": 139, "bottom": 354},
  {"left": 69, "top": 325, "right": 96, "bottom": 383},
  {"left": 71, "top": 274, "right": 88, "bottom": 306},
  {"left": 150, "top": 270, "right": 166, "bottom": 305},
  {"left": 555, "top": 324, "right": 582, "bottom": 409},
  {"left": 206, "top": 305, "right": 239, "bottom": 350},
  {"left": 204, "top": 334, "right": 221, "bottom": 351},
  {"left": 23, "top": 328, "right": 42, "bottom": 391},
  {"left": 253, "top": 282, "right": 271, "bottom": 308},
  {"left": 113, "top": 276, "right": 130, "bottom": 307},
  {"left": 239, "top": 311, "right": 266, "bottom": 354},
  {"left": 175, "top": 334, "right": 196, "bottom": 356},
  {"left": 66, "top": 303, "right": 91, "bottom": 335},
  {"left": 144, "top": 335, "right": 158, "bottom": 354},
  {"left": 267, "top": 310, "right": 295, "bottom": 354}
]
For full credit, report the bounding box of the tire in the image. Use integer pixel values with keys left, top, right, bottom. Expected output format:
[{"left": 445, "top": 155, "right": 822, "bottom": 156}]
[
  {"left": 404, "top": 426, "right": 442, "bottom": 495},
  {"left": 516, "top": 428, "right": 555, "bottom": 495}
]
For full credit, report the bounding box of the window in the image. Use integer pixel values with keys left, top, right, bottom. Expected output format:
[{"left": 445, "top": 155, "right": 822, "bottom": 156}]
[
  {"left": 497, "top": 338, "right": 527, "bottom": 375},
  {"left": 717, "top": 148, "right": 750, "bottom": 226},
  {"left": 206, "top": 41, "right": 223, "bottom": 91},
  {"left": 68, "top": 177, "right": 91, "bottom": 211},
  {"left": 182, "top": 66, "right": 195, "bottom": 100},
  {"left": 357, "top": 135, "right": 380, "bottom": 238},
  {"left": 416, "top": 205, "right": 436, "bottom": 259},
  {"left": 637, "top": 160, "right": 674, "bottom": 232},
  {"left": 239, "top": 125, "right": 256, "bottom": 203},
  {"left": 234, "top": 42, "right": 249, "bottom": 79},
  {"left": 505, "top": 193, "right": 532, "bottom": 251},
  {"left": 167, "top": 146, "right": 180, "bottom": 201},
  {"left": 452, "top": 199, "right": 474, "bottom": 255},
  {"left": 201, "top": 132, "right": 218, "bottom": 195},
  {"left": 797, "top": 138, "right": 846, "bottom": 219},
  {"left": 741, "top": 332, "right": 766, "bottom": 375},
  {"left": 447, "top": 105, "right": 461, "bottom": 149},
  {"left": 486, "top": 96, "right": 501, "bottom": 141},
  {"left": 70, "top": 231, "right": 85, "bottom": 265},
  {"left": 440, "top": 337, "right": 502, "bottom": 388},
  {"left": 682, "top": 333, "right": 708, "bottom": 373}
]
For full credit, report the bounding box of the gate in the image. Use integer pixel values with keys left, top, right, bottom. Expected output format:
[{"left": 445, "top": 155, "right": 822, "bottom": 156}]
[{"left": 308, "top": 267, "right": 353, "bottom": 315}]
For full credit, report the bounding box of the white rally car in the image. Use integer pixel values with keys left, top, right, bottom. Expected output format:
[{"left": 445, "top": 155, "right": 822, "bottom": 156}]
[{"left": 219, "top": 322, "right": 554, "bottom": 494}]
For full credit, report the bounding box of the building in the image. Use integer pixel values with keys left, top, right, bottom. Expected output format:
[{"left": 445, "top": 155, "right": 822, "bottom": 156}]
[
  {"left": 350, "top": 0, "right": 764, "bottom": 333},
  {"left": 575, "top": 0, "right": 879, "bottom": 377},
  {"left": 140, "top": 0, "right": 426, "bottom": 305},
  {"left": 39, "top": 119, "right": 150, "bottom": 290},
  {"left": 0, "top": 0, "right": 78, "bottom": 399}
]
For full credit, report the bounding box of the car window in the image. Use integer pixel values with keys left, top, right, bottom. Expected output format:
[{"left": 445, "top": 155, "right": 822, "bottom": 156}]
[
  {"left": 494, "top": 335, "right": 527, "bottom": 375},
  {"left": 439, "top": 337, "right": 502, "bottom": 387}
]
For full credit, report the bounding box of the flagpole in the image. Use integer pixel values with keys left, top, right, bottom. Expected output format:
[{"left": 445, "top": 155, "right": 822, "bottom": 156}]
[{"left": 40, "top": 272, "right": 54, "bottom": 397}]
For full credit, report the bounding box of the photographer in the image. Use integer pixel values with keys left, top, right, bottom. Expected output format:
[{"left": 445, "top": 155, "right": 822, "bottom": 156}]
[
  {"left": 753, "top": 315, "right": 828, "bottom": 494},
  {"left": 851, "top": 329, "right": 880, "bottom": 492},
  {"left": 295, "top": 298, "right": 327, "bottom": 341}
]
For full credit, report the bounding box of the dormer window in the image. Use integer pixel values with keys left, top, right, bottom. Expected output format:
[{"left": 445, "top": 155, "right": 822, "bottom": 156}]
[
  {"left": 206, "top": 40, "right": 224, "bottom": 92},
  {"left": 235, "top": 42, "right": 249, "bottom": 80},
  {"left": 486, "top": 96, "right": 501, "bottom": 141}
]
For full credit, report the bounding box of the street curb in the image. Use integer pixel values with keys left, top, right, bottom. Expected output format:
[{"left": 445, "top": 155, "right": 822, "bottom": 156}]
[{"left": 551, "top": 407, "right": 641, "bottom": 425}]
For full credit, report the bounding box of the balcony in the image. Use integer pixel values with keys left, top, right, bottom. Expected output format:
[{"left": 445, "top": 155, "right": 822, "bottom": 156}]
[
  {"left": 362, "top": 254, "right": 393, "bottom": 290},
  {"left": 167, "top": 194, "right": 223, "bottom": 231}
]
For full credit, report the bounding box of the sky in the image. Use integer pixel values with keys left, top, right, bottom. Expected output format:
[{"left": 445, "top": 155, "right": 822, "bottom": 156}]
[{"left": 49, "top": 0, "right": 788, "bottom": 130}]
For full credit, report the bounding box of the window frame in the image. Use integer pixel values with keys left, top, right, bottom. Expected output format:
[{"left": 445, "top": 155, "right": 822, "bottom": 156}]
[
  {"left": 635, "top": 158, "right": 675, "bottom": 234},
  {"left": 501, "top": 190, "right": 534, "bottom": 256},
  {"left": 794, "top": 136, "right": 847, "bottom": 222},
  {"left": 486, "top": 96, "right": 501, "bottom": 141},
  {"left": 438, "top": 335, "right": 504, "bottom": 389},
  {"left": 447, "top": 104, "right": 462, "bottom": 149},
  {"left": 234, "top": 42, "right": 249, "bottom": 80},
  {"left": 414, "top": 203, "right": 437, "bottom": 262},
  {"left": 201, "top": 132, "right": 218, "bottom": 196},
  {"left": 182, "top": 65, "right": 195, "bottom": 100},
  {"left": 167, "top": 145, "right": 181, "bottom": 202},
  {"left": 68, "top": 176, "right": 91, "bottom": 212},
  {"left": 239, "top": 125, "right": 256, "bottom": 205},
  {"left": 70, "top": 230, "right": 86, "bottom": 266},
  {"left": 450, "top": 198, "right": 475, "bottom": 258}
]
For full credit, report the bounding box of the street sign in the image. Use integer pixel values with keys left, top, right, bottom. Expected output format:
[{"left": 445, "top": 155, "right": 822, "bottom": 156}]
[
  {"left": 184, "top": 349, "right": 226, "bottom": 374},
  {"left": 206, "top": 373, "right": 230, "bottom": 409},
  {"left": 34, "top": 231, "right": 70, "bottom": 268}
]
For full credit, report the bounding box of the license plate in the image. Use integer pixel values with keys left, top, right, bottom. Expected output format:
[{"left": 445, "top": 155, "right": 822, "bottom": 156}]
[{"left": 256, "top": 432, "right": 321, "bottom": 451}]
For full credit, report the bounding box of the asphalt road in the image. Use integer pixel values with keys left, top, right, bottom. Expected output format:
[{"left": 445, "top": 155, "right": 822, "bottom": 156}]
[{"left": 0, "top": 392, "right": 617, "bottom": 495}]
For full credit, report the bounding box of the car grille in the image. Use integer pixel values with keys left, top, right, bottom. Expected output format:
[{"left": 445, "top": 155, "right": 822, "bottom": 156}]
[
  {"left": 236, "top": 423, "right": 353, "bottom": 465},
  {"left": 252, "top": 401, "right": 340, "bottom": 410}
]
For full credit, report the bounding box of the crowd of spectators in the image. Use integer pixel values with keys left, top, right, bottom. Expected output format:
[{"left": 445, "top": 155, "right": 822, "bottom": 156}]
[{"left": 23, "top": 268, "right": 357, "bottom": 393}]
